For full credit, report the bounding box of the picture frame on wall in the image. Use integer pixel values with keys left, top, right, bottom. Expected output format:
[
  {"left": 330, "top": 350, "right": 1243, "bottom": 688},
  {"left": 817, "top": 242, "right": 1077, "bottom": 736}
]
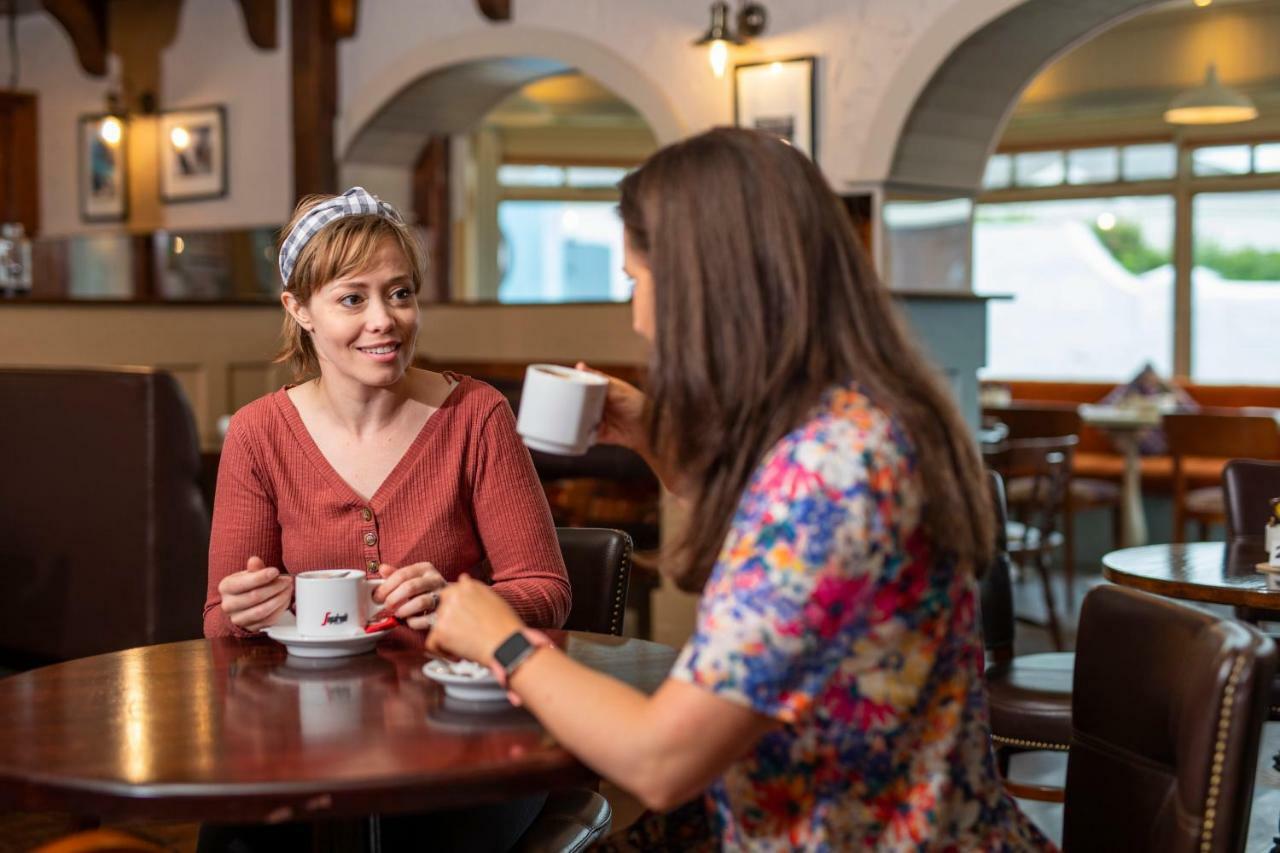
[
  {"left": 78, "top": 113, "right": 128, "bottom": 222},
  {"left": 158, "top": 105, "right": 228, "bottom": 203},
  {"left": 733, "top": 56, "right": 817, "bottom": 160}
]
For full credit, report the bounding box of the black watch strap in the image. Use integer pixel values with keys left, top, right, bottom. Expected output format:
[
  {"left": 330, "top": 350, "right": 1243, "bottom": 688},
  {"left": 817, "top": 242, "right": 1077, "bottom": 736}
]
[{"left": 493, "top": 630, "right": 537, "bottom": 679}]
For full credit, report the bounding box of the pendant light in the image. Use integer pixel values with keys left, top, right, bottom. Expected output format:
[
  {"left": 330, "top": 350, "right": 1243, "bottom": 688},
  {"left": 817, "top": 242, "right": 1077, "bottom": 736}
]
[{"left": 1164, "top": 63, "right": 1258, "bottom": 125}]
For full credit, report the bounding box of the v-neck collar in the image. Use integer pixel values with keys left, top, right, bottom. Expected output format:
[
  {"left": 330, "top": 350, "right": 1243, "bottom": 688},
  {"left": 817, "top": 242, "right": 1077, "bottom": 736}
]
[{"left": 273, "top": 373, "right": 464, "bottom": 508}]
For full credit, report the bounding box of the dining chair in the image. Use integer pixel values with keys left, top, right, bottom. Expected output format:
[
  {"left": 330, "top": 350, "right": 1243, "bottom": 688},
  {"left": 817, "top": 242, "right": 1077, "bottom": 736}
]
[
  {"left": 985, "top": 435, "right": 1077, "bottom": 650},
  {"left": 985, "top": 402, "right": 1120, "bottom": 606},
  {"left": 1164, "top": 410, "right": 1280, "bottom": 543},
  {"left": 556, "top": 527, "right": 634, "bottom": 636},
  {"left": 981, "top": 470, "right": 1073, "bottom": 803},
  {"left": 1062, "top": 584, "right": 1275, "bottom": 852}
]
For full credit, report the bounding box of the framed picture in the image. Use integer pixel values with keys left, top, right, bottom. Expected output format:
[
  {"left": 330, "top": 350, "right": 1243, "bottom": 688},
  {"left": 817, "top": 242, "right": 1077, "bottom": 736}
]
[
  {"left": 158, "top": 105, "right": 228, "bottom": 203},
  {"left": 78, "top": 113, "right": 128, "bottom": 222},
  {"left": 733, "top": 56, "right": 817, "bottom": 159}
]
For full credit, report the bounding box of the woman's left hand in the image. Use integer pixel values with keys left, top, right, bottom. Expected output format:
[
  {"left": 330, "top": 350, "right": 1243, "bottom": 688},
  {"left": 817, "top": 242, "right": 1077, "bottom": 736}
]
[
  {"left": 376, "top": 561, "right": 447, "bottom": 631},
  {"left": 426, "top": 574, "right": 525, "bottom": 665}
]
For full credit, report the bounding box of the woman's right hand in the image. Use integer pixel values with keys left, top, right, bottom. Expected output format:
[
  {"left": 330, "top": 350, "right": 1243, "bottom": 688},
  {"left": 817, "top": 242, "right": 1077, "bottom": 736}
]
[
  {"left": 218, "top": 556, "right": 294, "bottom": 632},
  {"left": 576, "top": 362, "right": 647, "bottom": 453}
]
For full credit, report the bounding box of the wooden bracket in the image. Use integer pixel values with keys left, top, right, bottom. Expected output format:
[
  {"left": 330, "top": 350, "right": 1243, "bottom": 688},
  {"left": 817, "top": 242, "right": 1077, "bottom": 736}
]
[
  {"left": 40, "top": 0, "right": 109, "bottom": 77},
  {"left": 476, "top": 0, "right": 511, "bottom": 22},
  {"left": 234, "top": 0, "right": 277, "bottom": 49}
]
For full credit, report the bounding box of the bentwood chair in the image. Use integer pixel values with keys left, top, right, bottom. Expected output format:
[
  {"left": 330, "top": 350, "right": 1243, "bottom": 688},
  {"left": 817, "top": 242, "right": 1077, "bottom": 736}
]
[
  {"left": 986, "top": 436, "right": 1077, "bottom": 650},
  {"left": 981, "top": 471, "right": 1073, "bottom": 803},
  {"left": 986, "top": 403, "right": 1121, "bottom": 605},
  {"left": 1164, "top": 410, "right": 1280, "bottom": 543},
  {"left": 1063, "top": 585, "right": 1275, "bottom": 852}
]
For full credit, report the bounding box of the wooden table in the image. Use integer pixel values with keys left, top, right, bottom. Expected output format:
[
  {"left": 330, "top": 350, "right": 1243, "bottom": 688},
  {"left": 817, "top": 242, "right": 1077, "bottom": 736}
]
[
  {"left": 1101, "top": 540, "right": 1280, "bottom": 612},
  {"left": 0, "top": 630, "right": 676, "bottom": 824},
  {"left": 1079, "top": 404, "right": 1163, "bottom": 548}
]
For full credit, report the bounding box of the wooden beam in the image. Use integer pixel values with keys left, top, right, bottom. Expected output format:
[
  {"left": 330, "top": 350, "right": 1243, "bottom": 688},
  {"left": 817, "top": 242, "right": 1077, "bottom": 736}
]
[
  {"left": 330, "top": 0, "right": 358, "bottom": 39},
  {"left": 291, "top": 0, "right": 338, "bottom": 198},
  {"left": 476, "top": 0, "right": 511, "bottom": 22},
  {"left": 413, "top": 137, "right": 451, "bottom": 303},
  {"left": 40, "top": 0, "right": 109, "bottom": 77},
  {"left": 234, "top": 0, "right": 277, "bottom": 49}
]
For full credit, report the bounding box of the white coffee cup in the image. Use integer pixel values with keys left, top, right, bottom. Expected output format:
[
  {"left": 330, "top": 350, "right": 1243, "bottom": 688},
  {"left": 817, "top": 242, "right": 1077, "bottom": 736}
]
[
  {"left": 294, "top": 570, "right": 387, "bottom": 638},
  {"left": 515, "top": 364, "right": 608, "bottom": 456}
]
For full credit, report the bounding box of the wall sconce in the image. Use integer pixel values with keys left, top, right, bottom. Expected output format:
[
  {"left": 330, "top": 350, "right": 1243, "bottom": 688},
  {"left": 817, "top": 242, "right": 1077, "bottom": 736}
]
[{"left": 694, "top": 1, "right": 768, "bottom": 78}]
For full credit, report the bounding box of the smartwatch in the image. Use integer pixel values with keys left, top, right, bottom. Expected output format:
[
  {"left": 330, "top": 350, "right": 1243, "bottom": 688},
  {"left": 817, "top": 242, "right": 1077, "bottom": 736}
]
[{"left": 492, "top": 630, "right": 543, "bottom": 683}]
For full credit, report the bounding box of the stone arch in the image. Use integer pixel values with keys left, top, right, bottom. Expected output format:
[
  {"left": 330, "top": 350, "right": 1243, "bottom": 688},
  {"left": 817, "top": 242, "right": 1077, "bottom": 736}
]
[
  {"left": 339, "top": 25, "right": 686, "bottom": 167},
  {"left": 881, "top": 0, "right": 1166, "bottom": 195}
]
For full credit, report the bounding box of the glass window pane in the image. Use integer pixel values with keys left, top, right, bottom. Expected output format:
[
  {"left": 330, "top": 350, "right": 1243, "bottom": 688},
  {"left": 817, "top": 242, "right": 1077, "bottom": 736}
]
[
  {"left": 1192, "top": 145, "right": 1251, "bottom": 177},
  {"left": 1192, "top": 192, "right": 1280, "bottom": 382},
  {"left": 1013, "top": 151, "right": 1065, "bottom": 187},
  {"left": 1121, "top": 144, "right": 1177, "bottom": 181},
  {"left": 565, "top": 166, "right": 629, "bottom": 188},
  {"left": 496, "top": 200, "right": 629, "bottom": 304},
  {"left": 1254, "top": 143, "right": 1280, "bottom": 174},
  {"left": 497, "top": 165, "right": 565, "bottom": 187},
  {"left": 974, "top": 196, "right": 1174, "bottom": 380},
  {"left": 983, "top": 154, "right": 1012, "bottom": 190},
  {"left": 1066, "top": 147, "right": 1119, "bottom": 184}
]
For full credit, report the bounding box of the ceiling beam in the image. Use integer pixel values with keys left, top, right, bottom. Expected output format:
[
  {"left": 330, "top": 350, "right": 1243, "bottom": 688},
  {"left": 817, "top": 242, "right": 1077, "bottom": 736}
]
[
  {"left": 234, "top": 0, "right": 277, "bottom": 49},
  {"left": 40, "top": 0, "right": 109, "bottom": 77},
  {"left": 476, "top": 0, "right": 511, "bottom": 22}
]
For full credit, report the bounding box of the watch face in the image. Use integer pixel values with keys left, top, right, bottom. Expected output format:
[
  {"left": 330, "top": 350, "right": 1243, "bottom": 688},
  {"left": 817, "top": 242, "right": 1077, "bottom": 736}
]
[{"left": 494, "top": 632, "right": 533, "bottom": 669}]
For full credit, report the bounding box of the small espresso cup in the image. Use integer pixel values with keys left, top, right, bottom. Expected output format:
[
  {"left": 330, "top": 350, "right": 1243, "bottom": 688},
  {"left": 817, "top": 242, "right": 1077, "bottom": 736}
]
[
  {"left": 515, "top": 364, "right": 608, "bottom": 456},
  {"left": 295, "top": 570, "right": 386, "bottom": 638}
]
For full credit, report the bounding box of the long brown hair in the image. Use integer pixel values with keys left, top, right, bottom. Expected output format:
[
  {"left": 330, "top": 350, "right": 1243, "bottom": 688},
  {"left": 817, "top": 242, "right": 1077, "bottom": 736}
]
[{"left": 619, "top": 128, "right": 993, "bottom": 592}]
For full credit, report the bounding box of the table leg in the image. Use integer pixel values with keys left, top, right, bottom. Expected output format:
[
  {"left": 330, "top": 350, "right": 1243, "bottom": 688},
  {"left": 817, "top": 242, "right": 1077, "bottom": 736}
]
[
  {"left": 367, "top": 815, "right": 382, "bottom": 853},
  {"left": 1113, "top": 433, "right": 1148, "bottom": 547}
]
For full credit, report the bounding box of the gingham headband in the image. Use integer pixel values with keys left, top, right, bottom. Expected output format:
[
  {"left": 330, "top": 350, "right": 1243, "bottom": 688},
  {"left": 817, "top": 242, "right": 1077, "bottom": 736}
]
[{"left": 278, "top": 187, "right": 405, "bottom": 286}]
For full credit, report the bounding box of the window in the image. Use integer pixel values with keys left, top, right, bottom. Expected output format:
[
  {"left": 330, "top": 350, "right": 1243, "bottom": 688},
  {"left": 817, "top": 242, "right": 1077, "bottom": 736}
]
[
  {"left": 1120, "top": 144, "right": 1177, "bottom": 181},
  {"left": 1066, "top": 147, "right": 1119, "bottom": 185},
  {"left": 1192, "top": 145, "right": 1251, "bottom": 177},
  {"left": 983, "top": 154, "right": 1012, "bottom": 190},
  {"left": 496, "top": 201, "right": 630, "bottom": 304},
  {"left": 1252, "top": 143, "right": 1280, "bottom": 174},
  {"left": 1191, "top": 192, "right": 1280, "bottom": 382},
  {"left": 1014, "top": 151, "right": 1065, "bottom": 187},
  {"left": 974, "top": 197, "right": 1175, "bottom": 379}
]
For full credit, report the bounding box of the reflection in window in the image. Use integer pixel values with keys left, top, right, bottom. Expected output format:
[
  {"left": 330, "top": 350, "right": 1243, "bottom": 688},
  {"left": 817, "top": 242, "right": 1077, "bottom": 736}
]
[
  {"left": 1066, "top": 147, "right": 1118, "bottom": 184},
  {"left": 1192, "top": 192, "right": 1280, "bottom": 382},
  {"left": 1192, "top": 145, "right": 1251, "bottom": 177},
  {"left": 153, "top": 229, "right": 279, "bottom": 300},
  {"left": 496, "top": 201, "right": 629, "bottom": 304},
  {"left": 1121, "top": 144, "right": 1177, "bottom": 181},
  {"left": 1014, "top": 151, "right": 1065, "bottom": 187},
  {"left": 974, "top": 197, "right": 1174, "bottom": 379}
]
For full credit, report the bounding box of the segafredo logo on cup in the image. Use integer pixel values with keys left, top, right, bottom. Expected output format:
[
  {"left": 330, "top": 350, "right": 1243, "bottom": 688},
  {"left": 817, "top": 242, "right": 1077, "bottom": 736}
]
[{"left": 321, "top": 611, "right": 350, "bottom": 626}]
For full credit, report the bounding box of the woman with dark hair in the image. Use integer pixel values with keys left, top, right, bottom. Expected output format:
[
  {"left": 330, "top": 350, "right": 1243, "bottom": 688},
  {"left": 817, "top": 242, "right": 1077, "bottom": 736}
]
[{"left": 428, "top": 128, "right": 1050, "bottom": 850}]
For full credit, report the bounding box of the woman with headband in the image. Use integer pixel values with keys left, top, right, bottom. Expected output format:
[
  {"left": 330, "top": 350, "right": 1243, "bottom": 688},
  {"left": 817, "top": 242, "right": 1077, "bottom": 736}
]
[
  {"left": 199, "top": 188, "right": 569, "bottom": 850},
  {"left": 204, "top": 187, "right": 570, "bottom": 639}
]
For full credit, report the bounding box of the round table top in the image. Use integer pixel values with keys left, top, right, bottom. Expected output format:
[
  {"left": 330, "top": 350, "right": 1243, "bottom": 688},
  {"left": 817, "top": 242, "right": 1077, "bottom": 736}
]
[
  {"left": 0, "top": 630, "right": 677, "bottom": 823},
  {"left": 1101, "top": 540, "right": 1280, "bottom": 610},
  {"left": 1077, "top": 403, "right": 1164, "bottom": 430}
]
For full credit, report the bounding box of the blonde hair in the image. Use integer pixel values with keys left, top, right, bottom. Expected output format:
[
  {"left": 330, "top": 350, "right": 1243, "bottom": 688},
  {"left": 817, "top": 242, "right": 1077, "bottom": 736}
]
[{"left": 275, "top": 194, "right": 426, "bottom": 379}]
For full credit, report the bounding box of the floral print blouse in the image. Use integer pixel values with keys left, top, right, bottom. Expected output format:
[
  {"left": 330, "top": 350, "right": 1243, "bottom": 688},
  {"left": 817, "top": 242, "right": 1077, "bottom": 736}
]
[{"left": 671, "top": 385, "right": 1051, "bottom": 851}]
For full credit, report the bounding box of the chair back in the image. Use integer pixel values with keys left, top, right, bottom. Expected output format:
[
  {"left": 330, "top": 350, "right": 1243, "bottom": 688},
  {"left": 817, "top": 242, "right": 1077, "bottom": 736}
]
[
  {"left": 1063, "top": 585, "right": 1275, "bottom": 853},
  {"left": 1164, "top": 410, "right": 1280, "bottom": 461},
  {"left": 1222, "top": 458, "right": 1280, "bottom": 539},
  {"left": 988, "top": 435, "right": 1077, "bottom": 544},
  {"left": 0, "top": 367, "right": 209, "bottom": 665},
  {"left": 556, "top": 527, "right": 632, "bottom": 635},
  {"left": 983, "top": 402, "right": 1082, "bottom": 440},
  {"left": 979, "top": 470, "right": 1015, "bottom": 663}
]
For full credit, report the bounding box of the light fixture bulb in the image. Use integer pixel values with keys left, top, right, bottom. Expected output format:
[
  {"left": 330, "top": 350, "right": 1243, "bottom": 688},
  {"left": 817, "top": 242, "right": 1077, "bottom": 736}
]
[
  {"left": 1193, "top": 0, "right": 1212, "bottom": 7},
  {"left": 170, "top": 126, "right": 191, "bottom": 151},
  {"left": 99, "top": 116, "right": 123, "bottom": 146},
  {"left": 709, "top": 39, "right": 729, "bottom": 78}
]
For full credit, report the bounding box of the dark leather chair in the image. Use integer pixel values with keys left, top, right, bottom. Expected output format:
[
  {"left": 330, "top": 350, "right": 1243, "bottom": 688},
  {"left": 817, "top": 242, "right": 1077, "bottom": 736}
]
[
  {"left": 1063, "top": 584, "right": 1275, "bottom": 852},
  {"left": 981, "top": 470, "right": 1073, "bottom": 802},
  {"left": 512, "top": 527, "right": 631, "bottom": 852},
  {"left": 557, "top": 527, "right": 633, "bottom": 636},
  {"left": 0, "top": 367, "right": 209, "bottom": 667}
]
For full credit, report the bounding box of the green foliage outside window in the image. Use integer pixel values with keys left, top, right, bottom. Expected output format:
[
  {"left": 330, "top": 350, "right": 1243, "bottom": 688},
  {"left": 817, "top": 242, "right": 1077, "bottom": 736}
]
[{"left": 1092, "top": 219, "right": 1280, "bottom": 281}]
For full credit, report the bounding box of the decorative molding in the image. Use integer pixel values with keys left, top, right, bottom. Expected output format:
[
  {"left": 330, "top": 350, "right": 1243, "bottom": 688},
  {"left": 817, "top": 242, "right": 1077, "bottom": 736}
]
[
  {"left": 234, "top": 0, "right": 278, "bottom": 49},
  {"left": 40, "top": 0, "right": 110, "bottom": 77},
  {"left": 476, "top": 0, "right": 511, "bottom": 22}
]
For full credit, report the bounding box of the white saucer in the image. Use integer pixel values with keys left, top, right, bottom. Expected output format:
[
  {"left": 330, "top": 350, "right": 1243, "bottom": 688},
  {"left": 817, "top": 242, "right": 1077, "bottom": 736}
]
[
  {"left": 422, "top": 659, "right": 509, "bottom": 702},
  {"left": 264, "top": 623, "right": 390, "bottom": 658}
]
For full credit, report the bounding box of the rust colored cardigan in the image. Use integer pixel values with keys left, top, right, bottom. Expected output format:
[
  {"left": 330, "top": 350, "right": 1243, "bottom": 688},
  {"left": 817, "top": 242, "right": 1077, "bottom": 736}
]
[{"left": 204, "top": 376, "right": 571, "bottom": 636}]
